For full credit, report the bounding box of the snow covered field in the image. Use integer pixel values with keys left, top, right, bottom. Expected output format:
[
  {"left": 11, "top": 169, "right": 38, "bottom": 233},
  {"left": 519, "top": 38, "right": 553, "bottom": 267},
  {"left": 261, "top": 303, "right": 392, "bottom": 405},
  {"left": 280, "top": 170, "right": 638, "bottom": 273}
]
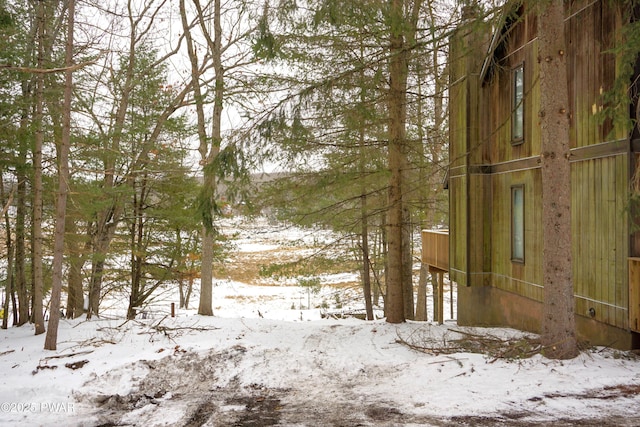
[{"left": 1, "top": 217, "right": 640, "bottom": 426}]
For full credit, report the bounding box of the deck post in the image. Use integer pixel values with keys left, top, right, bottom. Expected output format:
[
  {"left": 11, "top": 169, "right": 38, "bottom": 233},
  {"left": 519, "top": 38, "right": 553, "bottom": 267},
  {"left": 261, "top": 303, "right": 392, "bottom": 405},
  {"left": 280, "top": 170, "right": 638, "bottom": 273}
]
[
  {"left": 422, "top": 230, "right": 450, "bottom": 324},
  {"left": 430, "top": 266, "right": 446, "bottom": 325}
]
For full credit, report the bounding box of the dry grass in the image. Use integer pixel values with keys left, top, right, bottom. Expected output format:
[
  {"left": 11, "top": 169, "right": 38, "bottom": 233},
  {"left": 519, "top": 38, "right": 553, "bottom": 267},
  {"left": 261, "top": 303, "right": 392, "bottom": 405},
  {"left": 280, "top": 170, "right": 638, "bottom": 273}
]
[{"left": 214, "top": 245, "right": 359, "bottom": 288}]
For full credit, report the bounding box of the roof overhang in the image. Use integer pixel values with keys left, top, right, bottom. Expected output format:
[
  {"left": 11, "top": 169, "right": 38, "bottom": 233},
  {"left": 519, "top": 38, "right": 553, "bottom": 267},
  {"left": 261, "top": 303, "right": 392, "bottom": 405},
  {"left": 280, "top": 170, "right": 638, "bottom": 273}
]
[{"left": 479, "top": 0, "right": 524, "bottom": 85}]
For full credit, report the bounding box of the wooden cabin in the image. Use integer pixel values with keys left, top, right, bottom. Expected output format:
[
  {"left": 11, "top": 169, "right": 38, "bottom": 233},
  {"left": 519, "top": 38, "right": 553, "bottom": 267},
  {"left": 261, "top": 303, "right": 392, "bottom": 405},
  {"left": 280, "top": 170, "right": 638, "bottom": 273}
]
[{"left": 448, "top": 0, "right": 640, "bottom": 349}]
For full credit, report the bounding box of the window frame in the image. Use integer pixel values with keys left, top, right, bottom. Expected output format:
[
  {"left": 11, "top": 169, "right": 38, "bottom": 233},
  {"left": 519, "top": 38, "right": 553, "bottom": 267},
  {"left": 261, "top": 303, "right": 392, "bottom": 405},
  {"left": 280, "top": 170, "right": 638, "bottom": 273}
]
[
  {"left": 511, "top": 184, "right": 525, "bottom": 263},
  {"left": 511, "top": 63, "right": 525, "bottom": 145}
]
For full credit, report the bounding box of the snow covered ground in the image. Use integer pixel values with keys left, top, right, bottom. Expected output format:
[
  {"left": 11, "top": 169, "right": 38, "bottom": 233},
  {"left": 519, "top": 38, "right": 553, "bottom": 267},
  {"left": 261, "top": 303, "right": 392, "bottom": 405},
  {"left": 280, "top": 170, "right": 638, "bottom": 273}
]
[{"left": 1, "top": 217, "right": 640, "bottom": 426}]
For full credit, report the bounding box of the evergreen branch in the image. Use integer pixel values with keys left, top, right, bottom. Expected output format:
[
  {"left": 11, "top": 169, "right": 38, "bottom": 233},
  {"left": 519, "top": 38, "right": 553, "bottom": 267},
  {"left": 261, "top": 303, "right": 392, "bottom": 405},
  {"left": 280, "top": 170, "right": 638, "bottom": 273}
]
[{"left": 0, "top": 58, "right": 98, "bottom": 74}]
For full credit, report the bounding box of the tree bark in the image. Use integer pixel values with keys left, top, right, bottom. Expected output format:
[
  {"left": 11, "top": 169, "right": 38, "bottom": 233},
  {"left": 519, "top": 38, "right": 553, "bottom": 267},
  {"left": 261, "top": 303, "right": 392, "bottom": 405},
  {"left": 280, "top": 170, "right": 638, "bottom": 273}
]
[
  {"left": 361, "top": 194, "right": 374, "bottom": 321},
  {"left": 357, "top": 56, "right": 375, "bottom": 321},
  {"left": 15, "top": 124, "right": 29, "bottom": 326},
  {"left": 385, "top": 0, "right": 410, "bottom": 323},
  {"left": 181, "top": 0, "right": 214, "bottom": 316},
  {"left": 537, "top": 0, "right": 578, "bottom": 359},
  {"left": 199, "top": 227, "right": 215, "bottom": 316},
  {"left": 1, "top": 176, "right": 13, "bottom": 329},
  {"left": 87, "top": 249, "right": 107, "bottom": 318},
  {"left": 45, "top": 0, "right": 74, "bottom": 350},
  {"left": 65, "top": 218, "right": 87, "bottom": 318},
  {"left": 186, "top": 0, "right": 224, "bottom": 316},
  {"left": 402, "top": 207, "right": 414, "bottom": 320},
  {"left": 32, "top": 0, "right": 46, "bottom": 336}
]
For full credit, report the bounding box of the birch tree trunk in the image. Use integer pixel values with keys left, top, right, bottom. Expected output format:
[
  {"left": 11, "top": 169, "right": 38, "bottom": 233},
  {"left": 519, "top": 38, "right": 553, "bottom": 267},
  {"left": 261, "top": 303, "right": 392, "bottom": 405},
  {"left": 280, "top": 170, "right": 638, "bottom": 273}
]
[{"left": 537, "top": 0, "right": 578, "bottom": 359}]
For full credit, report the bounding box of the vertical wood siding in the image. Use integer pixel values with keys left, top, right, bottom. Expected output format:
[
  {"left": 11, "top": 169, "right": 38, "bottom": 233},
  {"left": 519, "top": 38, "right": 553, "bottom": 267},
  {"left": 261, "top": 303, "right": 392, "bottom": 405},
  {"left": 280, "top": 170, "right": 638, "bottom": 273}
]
[
  {"left": 572, "top": 155, "right": 629, "bottom": 329},
  {"left": 449, "top": 0, "right": 631, "bottom": 331},
  {"left": 448, "top": 31, "right": 469, "bottom": 286}
]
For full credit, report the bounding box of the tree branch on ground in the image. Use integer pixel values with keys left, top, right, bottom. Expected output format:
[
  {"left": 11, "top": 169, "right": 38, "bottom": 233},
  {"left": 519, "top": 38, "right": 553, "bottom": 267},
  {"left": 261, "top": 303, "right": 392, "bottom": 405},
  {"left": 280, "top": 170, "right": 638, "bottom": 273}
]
[{"left": 395, "top": 326, "right": 543, "bottom": 362}]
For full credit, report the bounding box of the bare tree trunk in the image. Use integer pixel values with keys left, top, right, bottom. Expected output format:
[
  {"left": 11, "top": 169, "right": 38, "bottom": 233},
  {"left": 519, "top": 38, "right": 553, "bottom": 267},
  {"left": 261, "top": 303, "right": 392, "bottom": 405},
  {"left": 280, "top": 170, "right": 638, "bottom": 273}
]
[
  {"left": 1, "top": 176, "right": 13, "bottom": 329},
  {"left": 87, "top": 249, "right": 107, "bottom": 318},
  {"left": 13, "top": 3, "right": 39, "bottom": 328},
  {"left": 357, "top": 59, "right": 374, "bottom": 320},
  {"left": 185, "top": 276, "right": 193, "bottom": 310},
  {"left": 65, "top": 218, "right": 87, "bottom": 318},
  {"left": 66, "top": 253, "right": 85, "bottom": 318},
  {"left": 15, "top": 129, "right": 29, "bottom": 326},
  {"left": 537, "top": 0, "right": 578, "bottom": 359},
  {"left": 372, "top": 230, "right": 380, "bottom": 306},
  {"left": 181, "top": 0, "right": 213, "bottom": 316},
  {"left": 402, "top": 207, "right": 414, "bottom": 320},
  {"left": 32, "top": 0, "right": 46, "bottom": 335},
  {"left": 45, "top": 0, "right": 74, "bottom": 350},
  {"left": 199, "top": 227, "right": 215, "bottom": 316},
  {"left": 385, "top": 0, "right": 410, "bottom": 323},
  {"left": 414, "top": 56, "right": 429, "bottom": 322},
  {"left": 361, "top": 195, "right": 374, "bottom": 320},
  {"left": 1, "top": 247, "right": 11, "bottom": 329},
  {"left": 184, "top": 0, "right": 224, "bottom": 316},
  {"left": 414, "top": 0, "right": 448, "bottom": 323},
  {"left": 179, "top": 279, "right": 186, "bottom": 308},
  {"left": 380, "top": 211, "right": 387, "bottom": 311},
  {"left": 127, "top": 169, "right": 147, "bottom": 320},
  {"left": 10, "top": 289, "right": 17, "bottom": 326},
  {"left": 203, "top": 0, "right": 223, "bottom": 317},
  {"left": 177, "top": 230, "right": 187, "bottom": 309}
]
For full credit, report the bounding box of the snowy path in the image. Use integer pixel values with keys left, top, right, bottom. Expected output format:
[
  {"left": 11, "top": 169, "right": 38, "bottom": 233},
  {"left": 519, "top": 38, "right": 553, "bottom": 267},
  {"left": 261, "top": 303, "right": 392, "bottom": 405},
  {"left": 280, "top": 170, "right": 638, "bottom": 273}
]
[{"left": 1, "top": 315, "right": 640, "bottom": 426}]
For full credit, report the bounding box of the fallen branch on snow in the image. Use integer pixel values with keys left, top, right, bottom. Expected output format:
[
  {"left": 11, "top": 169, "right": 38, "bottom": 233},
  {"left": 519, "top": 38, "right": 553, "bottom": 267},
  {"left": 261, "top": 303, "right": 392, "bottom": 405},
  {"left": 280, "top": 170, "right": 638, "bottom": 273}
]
[
  {"left": 41, "top": 350, "right": 94, "bottom": 360},
  {"left": 395, "top": 326, "right": 542, "bottom": 361}
]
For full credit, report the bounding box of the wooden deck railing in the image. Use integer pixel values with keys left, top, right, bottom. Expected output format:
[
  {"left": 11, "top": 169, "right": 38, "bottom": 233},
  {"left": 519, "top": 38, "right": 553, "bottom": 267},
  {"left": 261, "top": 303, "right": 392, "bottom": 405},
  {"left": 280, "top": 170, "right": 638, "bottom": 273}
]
[{"left": 421, "top": 230, "right": 449, "bottom": 272}]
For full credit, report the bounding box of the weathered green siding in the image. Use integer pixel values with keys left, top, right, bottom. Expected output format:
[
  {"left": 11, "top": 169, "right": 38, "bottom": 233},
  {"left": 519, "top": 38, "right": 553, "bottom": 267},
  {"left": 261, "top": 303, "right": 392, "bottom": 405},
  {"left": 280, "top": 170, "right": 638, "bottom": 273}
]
[
  {"left": 449, "top": 0, "right": 634, "bottom": 347},
  {"left": 572, "top": 154, "right": 629, "bottom": 329},
  {"left": 447, "top": 36, "right": 468, "bottom": 285},
  {"left": 489, "top": 169, "right": 543, "bottom": 302},
  {"left": 448, "top": 19, "right": 485, "bottom": 287}
]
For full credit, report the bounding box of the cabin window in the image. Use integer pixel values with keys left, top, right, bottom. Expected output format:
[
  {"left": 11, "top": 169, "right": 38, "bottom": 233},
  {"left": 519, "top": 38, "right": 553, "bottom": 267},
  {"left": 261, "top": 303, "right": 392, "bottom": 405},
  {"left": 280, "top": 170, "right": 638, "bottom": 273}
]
[
  {"left": 512, "top": 64, "right": 524, "bottom": 144},
  {"left": 511, "top": 185, "right": 525, "bottom": 262}
]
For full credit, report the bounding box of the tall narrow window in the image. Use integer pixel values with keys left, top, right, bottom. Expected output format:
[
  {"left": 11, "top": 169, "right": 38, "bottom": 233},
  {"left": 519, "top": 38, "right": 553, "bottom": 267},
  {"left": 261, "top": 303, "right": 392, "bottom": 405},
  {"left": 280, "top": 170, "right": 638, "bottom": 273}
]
[
  {"left": 512, "top": 185, "right": 525, "bottom": 262},
  {"left": 512, "top": 64, "right": 524, "bottom": 143}
]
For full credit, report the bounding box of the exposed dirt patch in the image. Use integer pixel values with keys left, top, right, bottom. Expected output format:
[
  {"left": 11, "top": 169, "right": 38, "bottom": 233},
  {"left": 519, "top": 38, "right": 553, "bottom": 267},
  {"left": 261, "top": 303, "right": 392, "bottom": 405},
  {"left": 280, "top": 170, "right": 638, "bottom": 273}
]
[
  {"left": 225, "top": 392, "right": 283, "bottom": 426},
  {"left": 537, "top": 383, "right": 640, "bottom": 401},
  {"left": 448, "top": 415, "right": 640, "bottom": 427},
  {"left": 82, "top": 344, "right": 640, "bottom": 427},
  {"left": 365, "top": 404, "right": 404, "bottom": 421},
  {"left": 182, "top": 400, "right": 216, "bottom": 427}
]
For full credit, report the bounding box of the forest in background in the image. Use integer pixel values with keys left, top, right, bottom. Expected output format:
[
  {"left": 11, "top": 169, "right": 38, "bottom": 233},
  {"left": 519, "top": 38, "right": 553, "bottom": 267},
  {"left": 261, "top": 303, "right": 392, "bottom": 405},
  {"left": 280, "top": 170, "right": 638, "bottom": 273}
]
[
  {"left": 1, "top": 0, "right": 602, "bottom": 359},
  {"left": 0, "top": 0, "right": 473, "bottom": 345}
]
